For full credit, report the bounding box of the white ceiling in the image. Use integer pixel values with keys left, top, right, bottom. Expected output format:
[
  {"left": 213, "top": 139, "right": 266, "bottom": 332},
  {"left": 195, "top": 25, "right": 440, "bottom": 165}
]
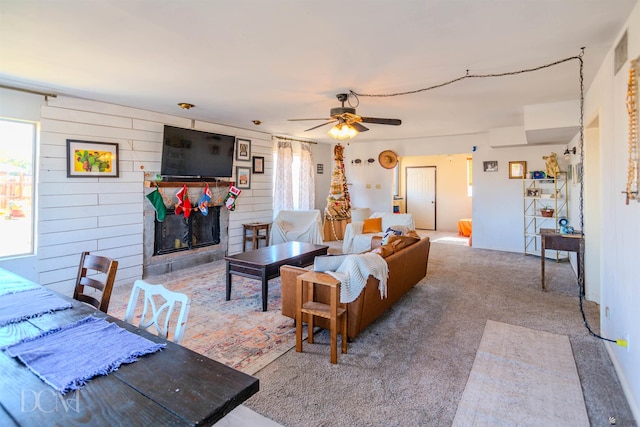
[{"left": 0, "top": 0, "right": 636, "bottom": 144}]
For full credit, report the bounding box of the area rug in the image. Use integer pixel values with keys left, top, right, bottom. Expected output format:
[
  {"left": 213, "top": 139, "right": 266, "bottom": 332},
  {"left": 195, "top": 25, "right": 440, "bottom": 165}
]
[
  {"left": 452, "top": 320, "right": 589, "bottom": 426},
  {"left": 108, "top": 260, "right": 299, "bottom": 375}
]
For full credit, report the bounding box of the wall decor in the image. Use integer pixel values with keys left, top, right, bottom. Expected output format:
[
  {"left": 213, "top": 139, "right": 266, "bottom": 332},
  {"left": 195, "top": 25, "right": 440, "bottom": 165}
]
[
  {"left": 252, "top": 156, "right": 264, "bottom": 174},
  {"left": 236, "top": 166, "right": 251, "bottom": 189},
  {"left": 574, "top": 162, "right": 583, "bottom": 185},
  {"left": 66, "top": 140, "right": 119, "bottom": 178},
  {"left": 509, "top": 161, "right": 527, "bottom": 179},
  {"left": 526, "top": 188, "right": 541, "bottom": 197},
  {"left": 317, "top": 164, "right": 324, "bottom": 174},
  {"left": 483, "top": 161, "right": 498, "bottom": 172},
  {"left": 236, "top": 138, "right": 251, "bottom": 161}
]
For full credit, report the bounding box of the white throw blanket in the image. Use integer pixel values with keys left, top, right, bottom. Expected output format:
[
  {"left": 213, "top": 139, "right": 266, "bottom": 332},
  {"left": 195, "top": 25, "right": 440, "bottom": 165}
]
[{"left": 326, "top": 253, "right": 389, "bottom": 303}]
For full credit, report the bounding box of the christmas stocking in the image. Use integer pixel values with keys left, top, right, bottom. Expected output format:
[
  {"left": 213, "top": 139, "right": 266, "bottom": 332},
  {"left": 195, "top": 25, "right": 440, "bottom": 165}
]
[
  {"left": 224, "top": 185, "right": 242, "bottom": 211},
  {"left": 175, "top": 185, "right": 192, "bottom": 218},
  {"left": 146, "top": 188, "right": 166, "bottom": 222},
  {"left": 199, "top": 184, "right": 212, "bottom": 216}
]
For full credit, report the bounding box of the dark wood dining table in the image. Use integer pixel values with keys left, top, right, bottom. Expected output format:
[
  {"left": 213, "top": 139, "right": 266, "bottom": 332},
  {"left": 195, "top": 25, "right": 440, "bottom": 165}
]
[{"left": 0, "top": 268, "right": 259, "bottom": 426}]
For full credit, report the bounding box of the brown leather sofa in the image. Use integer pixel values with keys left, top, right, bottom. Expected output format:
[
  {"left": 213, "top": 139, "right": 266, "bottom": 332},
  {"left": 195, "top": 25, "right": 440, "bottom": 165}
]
[{"left": 280, "top": 236, "right": 431, "bottom": 340}]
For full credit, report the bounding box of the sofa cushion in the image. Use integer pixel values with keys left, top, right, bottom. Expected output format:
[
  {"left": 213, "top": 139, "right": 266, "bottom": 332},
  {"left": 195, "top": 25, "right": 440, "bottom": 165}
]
[
  {"left": 362, "top": 217, "right": 383, "bottom": 233},
  {"left": 371, "top": 244, "right": 395, "bottom": 258},
  {"left": 405, "top": 229, "right": 421, "bottom": 239},
  {"left": 387, "top": 235, "right": 420, "bottom": 251}
]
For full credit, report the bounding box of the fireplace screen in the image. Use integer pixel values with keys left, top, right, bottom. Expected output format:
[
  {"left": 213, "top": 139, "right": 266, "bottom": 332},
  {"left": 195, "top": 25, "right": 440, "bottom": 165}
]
[{"left": 154, "top": 207, "right": 221, "bottom": 255}]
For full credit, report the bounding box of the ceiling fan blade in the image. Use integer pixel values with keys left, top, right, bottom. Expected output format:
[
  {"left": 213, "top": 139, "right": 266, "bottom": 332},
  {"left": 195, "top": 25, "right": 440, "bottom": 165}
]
[
  {"left": 351, "top": 122, "right": 369, "bottom": 132},
  {"left": 360, "top": 117, "right": 402, "bottom": 126},
  {"left": 288, "top": 118, "right": 333, "bottom": 122},
  {"left": 304, "top": 120, "right": 337, "bottom": 132}
]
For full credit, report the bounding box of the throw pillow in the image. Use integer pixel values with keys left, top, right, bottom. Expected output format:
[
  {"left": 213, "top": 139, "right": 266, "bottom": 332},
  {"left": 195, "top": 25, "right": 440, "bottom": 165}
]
[
  {"left": 388, "top": 235, "right": 420, "bottom": 251},
  {"left": 362, "top": 217, "right": 383, "bottom": 233},
  {"left": 371, "top": 244, "right": 394, "bottom": 258},
  {"left": 313, "top": 254, "right": 348, "bottom": 272},
  {"left": 381, "top": 227, "right": 403, "bottom": 244},
  {"left": 405, "top": 229, "right": 420, "bottom": 239}
]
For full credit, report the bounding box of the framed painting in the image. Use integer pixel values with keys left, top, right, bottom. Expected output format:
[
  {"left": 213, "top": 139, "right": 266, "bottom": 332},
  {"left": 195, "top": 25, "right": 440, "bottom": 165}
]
[
  {"left": 483, "top": 161, "right": 498, "bottom": 172},
  {"left": 509, "top": 161, "right": 527, "bottom": 179},
  {"left": 236, "top": 138, "right": 251, "bottom": 161},
  {"left": 236, "top": 166, "right": 251, "bottom": 189},
  {"left": 252, "top": 156, "right": 264, "bottom": 174},
  {"left": 67, "top": 140, "right": 119, "bottom": 178}
]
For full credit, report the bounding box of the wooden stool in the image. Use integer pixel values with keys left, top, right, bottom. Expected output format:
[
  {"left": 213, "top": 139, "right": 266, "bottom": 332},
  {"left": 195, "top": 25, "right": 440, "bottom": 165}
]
[
  {"left": 242, "top": 222, "right": 271, "bottom": 252},
  {"left": 295, "top": 271, "right": 347, "bottom": 364}
]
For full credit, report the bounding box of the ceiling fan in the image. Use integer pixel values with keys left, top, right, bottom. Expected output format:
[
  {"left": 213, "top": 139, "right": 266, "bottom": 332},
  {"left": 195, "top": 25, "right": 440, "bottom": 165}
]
[{"left": 288, "top": 93, "right": 401, "bottom": 136}]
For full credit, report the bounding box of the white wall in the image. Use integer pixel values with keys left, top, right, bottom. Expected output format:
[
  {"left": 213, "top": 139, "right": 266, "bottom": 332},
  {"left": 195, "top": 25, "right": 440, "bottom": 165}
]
[
  {"left": 399, "top": 154, "right": 472, "bottom": 232},
  {"left": 0, "top": 92, "right": 273, "bottom": 295},
  {"left": 586, "top": 2, "right": 639, "bottom": 419},
  {"left": 312, "top": 143, "right": 332, "bottom": 212},
  {"left": 472, "top": 143, "right": 566, "bottom": 253}
]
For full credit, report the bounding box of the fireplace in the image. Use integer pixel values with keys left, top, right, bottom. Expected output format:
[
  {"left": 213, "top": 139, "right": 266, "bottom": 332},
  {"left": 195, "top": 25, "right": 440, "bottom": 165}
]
[
  {"left": 142, "top": 186, "right": 229, "bottom": 277},
  {"left": 154, "top": 207, "right": 221, "bottom": 255}
]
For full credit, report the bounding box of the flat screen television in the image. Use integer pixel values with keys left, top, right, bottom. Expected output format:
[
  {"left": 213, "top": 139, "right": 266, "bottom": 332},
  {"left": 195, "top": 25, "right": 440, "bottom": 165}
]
[{"left": 160, "top": 125, "right": 235, "bottom": 179}]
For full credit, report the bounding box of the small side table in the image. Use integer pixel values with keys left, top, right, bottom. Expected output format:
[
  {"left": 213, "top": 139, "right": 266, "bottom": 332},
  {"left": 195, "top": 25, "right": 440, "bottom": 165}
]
[
  {"left": 242, "top": 222, "right": 271, "bottom": 252},
  {"left": 296, "top": 271, "right": 347, "bottom": 364},
  {"left": 540, "top": 228, "right": 584, "bottom": 292}
]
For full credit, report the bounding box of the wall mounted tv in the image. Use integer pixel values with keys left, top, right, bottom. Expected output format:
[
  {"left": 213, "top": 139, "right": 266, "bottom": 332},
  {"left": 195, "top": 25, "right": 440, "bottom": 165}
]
[{"left": 160, "top": 125, "right": 235, "bottom": 180}]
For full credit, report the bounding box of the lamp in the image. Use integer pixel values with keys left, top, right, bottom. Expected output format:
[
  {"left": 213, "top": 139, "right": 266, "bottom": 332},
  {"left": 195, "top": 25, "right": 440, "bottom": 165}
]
[
  {"left": 563, "top": 145, "right": 577, "bottom": 160},
  {"left": 328, "top": 122, "right": 358, "bottom": 140}
]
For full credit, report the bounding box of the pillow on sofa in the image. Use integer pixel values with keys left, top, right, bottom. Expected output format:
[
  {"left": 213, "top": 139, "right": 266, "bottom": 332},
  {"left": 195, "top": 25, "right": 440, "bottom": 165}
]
[
  {"left": 387, "top": 235, "right": 420, "bottom": 251},
  {"left": 362, "top": 217, "right": 383, "bottom": 233},
  {"left": 405, "top": 229, "right": 421, "bottom": 239},
  {"left": 381, "top": 227, "right": 403, "bottom": 244},
  {"left": 371, "top": 244, "right": 394, "bottom": 258},
  {"left": 313, "top": 254, "right": 348, "bottom": 272}
]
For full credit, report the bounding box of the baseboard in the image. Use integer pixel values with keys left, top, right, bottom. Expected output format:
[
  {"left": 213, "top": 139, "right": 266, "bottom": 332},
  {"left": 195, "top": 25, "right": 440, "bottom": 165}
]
[{"left": 605, "top": 341, "right": 639, "bottom": 423}]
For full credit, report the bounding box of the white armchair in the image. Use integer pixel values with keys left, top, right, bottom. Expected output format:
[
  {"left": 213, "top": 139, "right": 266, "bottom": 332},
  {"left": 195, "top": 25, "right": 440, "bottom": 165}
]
[
  {"left": 342, "top": 212, "right": 414, "bottom": 253},
  {"left": 270, "top": 210, "right": 324, "bottom": 245}
]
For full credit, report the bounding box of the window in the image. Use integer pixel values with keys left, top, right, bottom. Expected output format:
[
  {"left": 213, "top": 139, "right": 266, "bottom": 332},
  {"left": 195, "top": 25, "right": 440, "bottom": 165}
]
[
  {"left": 272, "top": 151, "right": 301, "bottom": 208},
  {"left": 0, "top": 119, "right": 37, "bottom": 257}
]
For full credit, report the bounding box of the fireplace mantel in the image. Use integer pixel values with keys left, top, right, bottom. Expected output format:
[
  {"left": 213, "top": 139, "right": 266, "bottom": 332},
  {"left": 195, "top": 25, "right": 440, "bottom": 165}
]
[{"left": 144, "top": 180, "right": 235, "bottom": 188}]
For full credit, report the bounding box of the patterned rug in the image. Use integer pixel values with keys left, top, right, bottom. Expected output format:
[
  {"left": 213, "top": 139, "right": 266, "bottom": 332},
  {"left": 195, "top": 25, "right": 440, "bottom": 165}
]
[{"left": 108, "top": 260, "right": 301, "bottom": 375}]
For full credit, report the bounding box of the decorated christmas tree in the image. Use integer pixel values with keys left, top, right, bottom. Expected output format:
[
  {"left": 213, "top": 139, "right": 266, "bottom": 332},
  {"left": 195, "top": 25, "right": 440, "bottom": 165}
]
[{"left": 324, "top": 143, "right": 351, "bottom": 221}]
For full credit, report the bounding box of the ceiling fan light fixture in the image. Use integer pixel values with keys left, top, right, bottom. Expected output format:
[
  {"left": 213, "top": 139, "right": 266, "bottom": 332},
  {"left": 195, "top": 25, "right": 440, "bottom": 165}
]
[{"left": 329, "top": 123, "right": 358, "bottom": 140}]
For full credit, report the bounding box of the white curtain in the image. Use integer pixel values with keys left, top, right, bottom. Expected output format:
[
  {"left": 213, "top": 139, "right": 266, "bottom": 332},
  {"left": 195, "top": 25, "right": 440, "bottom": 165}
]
[
  {"left": 298, "top": 142, "right": 315, "bottom": 210},
  {"left": 274, "top": 140, "right": 293, "bottom": 212}
]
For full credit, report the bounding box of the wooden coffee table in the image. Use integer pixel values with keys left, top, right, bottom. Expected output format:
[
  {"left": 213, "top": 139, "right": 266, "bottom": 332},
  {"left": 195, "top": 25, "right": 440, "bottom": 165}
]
[{"left": 225, "top": 241, "right": 329, "bottom": 311}]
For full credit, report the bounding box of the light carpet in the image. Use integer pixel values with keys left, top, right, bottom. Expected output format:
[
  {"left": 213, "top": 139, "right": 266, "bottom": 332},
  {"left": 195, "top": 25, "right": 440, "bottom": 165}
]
[
  {"left": 108, "top": 260, "right": 299, "bottom": 375},
  {"left": 453, "top": 320, "right": 589, "bottom": 426}
]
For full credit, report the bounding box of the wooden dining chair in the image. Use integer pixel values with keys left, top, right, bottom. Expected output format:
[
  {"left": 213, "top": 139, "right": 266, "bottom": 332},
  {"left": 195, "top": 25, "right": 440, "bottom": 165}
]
[
  {"left": 124, "top": 280, "right": 191, "bottom": 345},
  {"left": 73, "top": 251, "right": 118, "bottom": 313}
]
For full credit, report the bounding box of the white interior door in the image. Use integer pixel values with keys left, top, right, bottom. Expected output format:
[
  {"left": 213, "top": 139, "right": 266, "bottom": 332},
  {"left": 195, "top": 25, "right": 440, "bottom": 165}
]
[{"left": 406, "top": 166, "right": 436, "bottom": 229}]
